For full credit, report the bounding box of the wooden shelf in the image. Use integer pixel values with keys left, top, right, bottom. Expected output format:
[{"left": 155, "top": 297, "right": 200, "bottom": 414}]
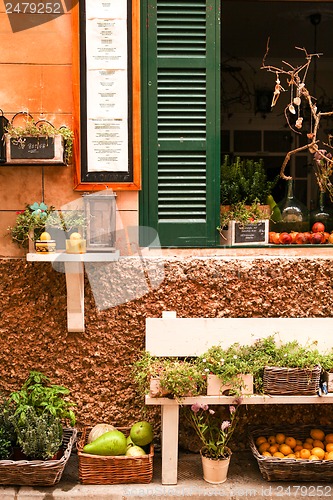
[
  {"left": 145, "top": 394, "right": 333, "bottom": 405},
  {"left": 26, "top": 251, "right": 120, "bottom": 332}
]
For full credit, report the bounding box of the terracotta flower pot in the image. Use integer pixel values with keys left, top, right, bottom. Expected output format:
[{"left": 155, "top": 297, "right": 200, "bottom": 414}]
[{"left": 207, "top": 374, "right": 253, "bottom": 396}]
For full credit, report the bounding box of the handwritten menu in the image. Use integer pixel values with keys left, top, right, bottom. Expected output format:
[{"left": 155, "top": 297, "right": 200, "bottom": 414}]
[{"left": 85, "top": 0, "right": 128, "bottom": 172}]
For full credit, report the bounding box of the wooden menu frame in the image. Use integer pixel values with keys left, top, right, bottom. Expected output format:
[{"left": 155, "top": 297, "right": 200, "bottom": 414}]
[{"left": 72, "top": 0, "right": 141, "bottom": 191}]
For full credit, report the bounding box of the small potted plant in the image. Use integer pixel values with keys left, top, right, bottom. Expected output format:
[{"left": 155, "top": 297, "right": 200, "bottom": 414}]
[
  {"left": 197, "top": 343, "right": 256, "bottom": 397},
  {"left": 133, "top": 353, "right": 205, "bottom": 401},
  {"left": 184, "top": 401, "right": 240, "bottom": 483},
  {"left": 5, "top": 113, "right": 74, "bottom": 165}
]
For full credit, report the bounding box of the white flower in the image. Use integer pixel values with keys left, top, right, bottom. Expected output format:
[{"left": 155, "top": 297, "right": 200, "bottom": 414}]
[
  {"left": 202, "top": 358, "right": 206, "bottom": 363},
  {"left": 233, "top": 355, "right": 237, "bottom": 359},
  {"left": 204, "top": 368, "right": 210, "bottom": 372}
]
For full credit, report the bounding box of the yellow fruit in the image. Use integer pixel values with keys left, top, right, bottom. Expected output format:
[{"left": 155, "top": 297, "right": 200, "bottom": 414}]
[
  {"left": 268, "top": 435, "right": 276, "bottom": 445},
  {"left": 311, "top": 447, "right": 325, "bottom": 460},
  {"left": 70, "top": 232, "right": 82, "bottom": 241},
  {"left": 40, "top": 231, "right": 51, "bottom": 241},
  {"left": 309, "top": 455, "right": 320, "bottom": 461},
  {"left": 279, "top": 444, "right": 293, "bottom": 456},
  {"left": 326, "top": 443, "right": 333, "bottom": 453},
  {"left": 326, "top": 451, "right": 333, "bottom": 460},
  {"left": 300, "top": 449, "right": 311, "bottom": 459},
  {"left": 259, "top": 442, "right": 271, "bottom": 454},
  {"left": 256, "top": 436, "right": 267, "bottom": 446},
  {"left": 313, "top": 440, "right": 324, "bottom": 450},
  {"left": 268, "top": 444, "right": 279, "bottom": 454},
  {"left": 303, "top": 442, "right": 313, "bottom": 450},
  {"left": 310, "top": 429, "right": 325, "bottom": 441},
  {"left": 262, "top": 451, "right": 272, "bottom": 457},
  {"left": 325, "top": 434, "right": 333, "bottom": 443},
  {"left": 273, "top": 452, "right": 284, "bottom": 458},
  {"left": 275, "top": 433, "right": 285, "bottom": 444},
  {"left": 285, "top": 436, "right": 297, "bottom": 449}
]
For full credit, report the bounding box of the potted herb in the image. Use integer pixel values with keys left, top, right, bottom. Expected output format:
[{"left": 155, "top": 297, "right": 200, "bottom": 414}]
[
  {"left": 5, "top": 114, "right": 74, "bottom": 165},
  {"left": 4, "top": 370, "right": 76, "bottom": 460},
  {"left": 133, "top": 353, "right": 205, "bottom": 400},
  {"left": 197, "top": 343, "right": 256, "bottom": 397},
  {"left": 8, "top": 202, "right": 55, "bottom": 249},
  {"left": 220, "top": 155, "right": 277, "bottom": 206},
  {"left": 218, "top": 200, "right": 270, "bottom": 246}
]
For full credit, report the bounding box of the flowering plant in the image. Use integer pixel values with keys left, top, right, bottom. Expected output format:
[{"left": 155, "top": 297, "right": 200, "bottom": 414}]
[
  {"left": 8, "top": 202, "right": 55, "bottom": 248},
  {"left": 186, "top": 402, "right": 240, "bottom": 460}
]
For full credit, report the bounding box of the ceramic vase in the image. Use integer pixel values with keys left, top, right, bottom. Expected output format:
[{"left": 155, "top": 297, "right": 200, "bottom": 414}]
[{"left": 201, "top": 449, "right": 231, "bottom": 484}]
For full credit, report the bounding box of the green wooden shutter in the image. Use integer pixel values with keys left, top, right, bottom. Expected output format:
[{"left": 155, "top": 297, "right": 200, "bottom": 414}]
[{"left": 140, "top": 0, "right": 220, "bottom": 247}]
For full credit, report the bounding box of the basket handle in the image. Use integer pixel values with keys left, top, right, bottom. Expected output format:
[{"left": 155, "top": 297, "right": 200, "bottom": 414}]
[{"left": 35, "top": 119, "right": 56, "bottom": 129}]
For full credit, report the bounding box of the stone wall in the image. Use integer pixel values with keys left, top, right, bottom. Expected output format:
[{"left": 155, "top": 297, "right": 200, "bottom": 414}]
[{"left": 1, "top": 256, "right": 333, "bottom": 449}]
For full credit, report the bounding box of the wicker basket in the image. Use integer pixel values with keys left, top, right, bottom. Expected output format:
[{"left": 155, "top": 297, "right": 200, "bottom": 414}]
[
  {"left": 0, "top": 427, "right": 77, "bottom": 486},
  {"left": 263, "top": 365, "right": 321, "bottom": 395},
  {"left": 249, "top": 425, "right": 333, "bottom": 481},
  {"left": 77, "top": 426, "right": 154, "bottom": 484}
]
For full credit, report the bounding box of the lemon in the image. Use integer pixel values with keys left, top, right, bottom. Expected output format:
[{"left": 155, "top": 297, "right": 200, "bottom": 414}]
[
  {"left": 40, "top": 231, "right": 51, "bottom": 241},
  {"left": 70, "top": 232, "right": 82, "bottom": 241}
]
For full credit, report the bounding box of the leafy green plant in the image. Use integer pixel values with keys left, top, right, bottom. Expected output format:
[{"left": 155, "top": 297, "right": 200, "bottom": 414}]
[
  {"left": 133, "top": 353, "right": 205, "bottom": 400},
  {"left": 46, "top": 209, "right": 87, "bottom": 233},
  {"left": 0, "top": 427, "right": 12, "bottom": 459},
  {"left": 8, "top": 202, "right": 55, "bottom": 248},
  {"left": 8, "top": 371, "right": 76, "bottom": 427},
  {"left": 9, "top": 407, "right": 63, "bottom": 460},
  {"left": 220, "top": 155, "right": 278, "bottom": 205},
  {"left": 218, "top": 199, "right": 269, "bottom": 230},
  {"left": 6, "top": 118, "right": 74, "bottom": 164}
]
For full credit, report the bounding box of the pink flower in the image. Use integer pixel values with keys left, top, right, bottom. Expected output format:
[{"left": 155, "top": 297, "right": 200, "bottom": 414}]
[
  {"left": 221, "top": 421, "right": 231, "bottom": 432},
  {"left": 229, "top": 405, "right": 236, "bottom": 414}
]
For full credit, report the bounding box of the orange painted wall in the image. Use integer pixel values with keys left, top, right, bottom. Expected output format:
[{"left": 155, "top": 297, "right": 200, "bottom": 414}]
[{"left": 0, "top": 3, "right": 138, "bottom": 257}]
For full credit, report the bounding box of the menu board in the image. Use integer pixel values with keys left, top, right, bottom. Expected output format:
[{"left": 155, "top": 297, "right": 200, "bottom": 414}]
[{"left": 79, "top": 0, "right": 134, "bottom": 183}]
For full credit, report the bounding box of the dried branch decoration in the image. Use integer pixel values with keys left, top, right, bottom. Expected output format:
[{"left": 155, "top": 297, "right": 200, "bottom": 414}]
[{"left": 261, "top": 39, "right": 333, "bottom": 200}]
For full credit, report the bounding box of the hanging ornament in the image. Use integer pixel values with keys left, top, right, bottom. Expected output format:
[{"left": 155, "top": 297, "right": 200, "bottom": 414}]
[
  {"left": 289, "top": 104, "right": 296, "bottom": 114},
  {"left": 293, "top": 97, "right": 301, "bottom": 106}
]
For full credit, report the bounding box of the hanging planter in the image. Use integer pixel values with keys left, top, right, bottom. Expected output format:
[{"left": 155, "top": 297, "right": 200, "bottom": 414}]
[{"left": 4, "top": 112, "right": 73, "bottom": 165}]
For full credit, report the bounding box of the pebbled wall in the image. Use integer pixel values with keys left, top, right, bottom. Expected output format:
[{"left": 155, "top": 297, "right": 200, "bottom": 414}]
[{"left": 1, "top": 256, "right": 333, "bottom": 449}]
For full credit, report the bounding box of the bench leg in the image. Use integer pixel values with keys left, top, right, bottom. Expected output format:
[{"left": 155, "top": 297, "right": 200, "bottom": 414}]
[{"left": 161, "top": 405, "right": 179, "bottom": 485}]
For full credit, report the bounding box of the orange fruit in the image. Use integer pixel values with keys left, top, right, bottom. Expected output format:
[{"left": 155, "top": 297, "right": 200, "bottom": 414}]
[
  {"left": 268, "top": 445, "right": 279, "bottom": 454},
  {"left": 310, "top": 429, "right": 325, "bottom": 441},
  {"left": 300, "top": 449, "right": 311, "bottom": 459},
  {"left": 268, "top": 435, "right": 276, "bottom": 445},
  {"left": 259, "top": 442, "right": 271, "bottom": 454},
  {"left": 303, "top": 442, "right": 313, "bottom": 450},
  {"left": 286, "top": 453, "right": 296, "bottom": 459},
  {"left": 275, "top": 433, "right": 285, "bottom": 444},
  {"left": 294, "top": 445, "right": 303, "bottom": 452},
  {"left": 305, "top": 437, "right": 314, "bottom": 444},
  {"left": 311, "top": 447, "right": 325, "bottom": 460},
  {"left": 296, "top": 439, "right": 303, "bottom": 446},
  {"left": 326, "top": 451, "right": 333, "bottom": 460},
  {"left": 273, "top": 452, "right": 284, "bottom": 458},
  {"left": 285, "top": 436, "right": 297, "bottom": 449},
  {"left": 313, "top": 440, "right": 324, "bottom": 449},
  {"left": 309, "top": 455, "right": 320, "bottom": 461},
  {"left": 295, "top": 451, "right": 301, "bottom": 459},
  {"left": 262, "top": 451, "right": 272, "bottom": 457},
  {"left": 326, "top": 443, "right": 333, "bottom": 453},
  {"left": 279, "top": 444, "right": 293, "bottom": 456},
  {"left": 256, "top": 436, "right": 267, "bottom": 446},
  {"left": 325, "top": 434, "right": 333, "bottom": 443}
]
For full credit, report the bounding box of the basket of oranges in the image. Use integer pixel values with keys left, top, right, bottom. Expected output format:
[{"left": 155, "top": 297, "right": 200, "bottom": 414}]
[{"left": 249, "top": 426, "right": 333, "bottom": 481}]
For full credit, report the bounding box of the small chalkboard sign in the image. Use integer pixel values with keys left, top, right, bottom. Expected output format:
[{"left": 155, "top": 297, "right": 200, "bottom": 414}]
[
  {"left": 234, "top": 221, "right": 267, "bottom": 244},
  {"left": 10, "top": 137, "right": 55, "bottom": 159}
]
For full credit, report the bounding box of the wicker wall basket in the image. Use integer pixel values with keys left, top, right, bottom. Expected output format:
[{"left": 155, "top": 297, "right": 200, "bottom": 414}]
[
  {"left": 263, "top": 365, "right": 321, "bottom": 395},
  {"left": 249, "top": 425, "right": 333, "bottom": 481},
  {"left": 0, "top": 427, "right": 77, "bottom": 486},
  {"left": 77, "top": 426, "right": 154, "bottom": 484}
]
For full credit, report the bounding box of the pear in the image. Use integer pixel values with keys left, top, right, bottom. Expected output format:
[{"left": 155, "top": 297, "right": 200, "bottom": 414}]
[{"left": 82, "top": 429, "right": 127, "bottom": 456}]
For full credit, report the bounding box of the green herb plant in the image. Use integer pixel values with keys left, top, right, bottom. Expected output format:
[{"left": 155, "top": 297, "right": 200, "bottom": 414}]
[
  {"left": 218, "top": 199, "right": 269, "bottom": 230},
  {"left": 220, "top": 155, "right": 278, "bottom": 205},
  {"left": 0, "top": 427, "right": 12, "bottom": 459},
  {"left": 8, "top": 371, "right": 76, "bottom": 427},
  {"left": 6, "top": 118, "right": 74, "bottom": 164},
  {"left": 8, "top": 202, "right": 55, "bottom": 248}
]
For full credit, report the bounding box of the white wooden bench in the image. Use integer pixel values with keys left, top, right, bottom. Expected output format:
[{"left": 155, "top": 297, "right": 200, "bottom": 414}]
[{"left": 145, "top": 311, "right": 333, "bottom": 484}]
